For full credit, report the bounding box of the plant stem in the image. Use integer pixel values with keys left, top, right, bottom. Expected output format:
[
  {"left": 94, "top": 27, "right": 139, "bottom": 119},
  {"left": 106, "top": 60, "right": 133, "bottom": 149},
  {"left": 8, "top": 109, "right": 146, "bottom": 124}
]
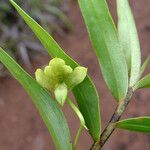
[
  {"left": 73, "top": 124, "right": 84, "bottom": 150},
  {"left": 66, "top": 97, "right": 86, "bottom": 149},
  {"left": 66, "top": 97, "right": 86, "bottom": 128},
  {"left": 91, "top": 87, "right": 134, "bottom": 150}
]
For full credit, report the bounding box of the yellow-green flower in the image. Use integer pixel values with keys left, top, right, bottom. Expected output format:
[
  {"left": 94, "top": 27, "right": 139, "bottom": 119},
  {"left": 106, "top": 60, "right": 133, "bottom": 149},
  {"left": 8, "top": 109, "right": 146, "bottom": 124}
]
[{"left": 35, "top": 58, "right": 87, "bottom": 106}]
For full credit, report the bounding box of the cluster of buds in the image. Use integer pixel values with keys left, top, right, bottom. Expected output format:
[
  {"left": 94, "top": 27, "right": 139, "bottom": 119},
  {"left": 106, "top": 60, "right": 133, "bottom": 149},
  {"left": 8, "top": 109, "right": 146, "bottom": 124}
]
[{"left": 35, "top": 58, "right": 87, "bottom": 106}]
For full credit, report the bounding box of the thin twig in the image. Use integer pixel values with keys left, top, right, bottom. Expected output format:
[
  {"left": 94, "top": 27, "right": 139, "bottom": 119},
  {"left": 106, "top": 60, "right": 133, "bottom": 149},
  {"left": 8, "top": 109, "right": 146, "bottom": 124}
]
[
  {"left": 66, "top": 97, "right": 87, "bottom": 149},
  {"left": 91, "top": 87, "right": 134, "bottom": 150},
  {"left": 73, "top": 124, "right": 83, "bottom": 150}
]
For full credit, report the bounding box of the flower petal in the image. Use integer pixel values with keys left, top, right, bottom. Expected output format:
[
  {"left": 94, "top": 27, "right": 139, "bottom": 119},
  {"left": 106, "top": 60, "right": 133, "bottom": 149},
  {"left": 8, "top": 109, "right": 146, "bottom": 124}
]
[
  {"left": 66, "top": 66, "right": 87, "bottom": 89},
  {"left": 49, "top": 57, "right": 65, "bottom": 67},
  {"left": 62, "top": 65, "right": 73, "bottom": 75},
  {"left": 54, "top": 83, "right": 68, "bottom": 106},
  {"left": 35, "top": 69, "right": 51, "bottom": 90}
]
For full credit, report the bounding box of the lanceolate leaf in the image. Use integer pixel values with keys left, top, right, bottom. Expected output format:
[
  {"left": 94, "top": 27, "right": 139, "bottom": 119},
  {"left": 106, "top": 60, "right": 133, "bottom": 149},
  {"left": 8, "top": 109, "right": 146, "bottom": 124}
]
[
  {"left": 134, "top": 74, "right": 150, "bottom": 90},
  {"left": 0, "top": 48, "right": 71, "bottom": 150},
  {"left": 116, "top": 117, "right": 150, "bottom": 133},
  {"left": 117, "top": 0, "right": 141, "bottom": 86},
  {"left": 78, "top": 0, "right": 128, "bottom": 101},
  {"left": 10, "top": 0, "right": 100, "bottom": 141},
  {"left": 140, "top": 55, "right": 150, "bottom": 77}
]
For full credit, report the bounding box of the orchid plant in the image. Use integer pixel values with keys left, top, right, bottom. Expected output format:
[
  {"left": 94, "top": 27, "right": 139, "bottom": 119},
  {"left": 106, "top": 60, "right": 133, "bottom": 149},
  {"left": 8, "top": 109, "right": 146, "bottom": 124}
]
[{"left": 0, "top": 0, "right": 150, "bottom": 150}]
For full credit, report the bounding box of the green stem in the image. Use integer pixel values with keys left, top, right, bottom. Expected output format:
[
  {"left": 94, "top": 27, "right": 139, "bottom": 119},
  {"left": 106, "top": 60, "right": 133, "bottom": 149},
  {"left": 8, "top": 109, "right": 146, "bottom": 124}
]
[
  {"left": 66, "top": 97, "right": 86, "bottom": 128},
  {"left": 73, "top": 124, "right": 84, "bottom": 150},
  {"left": 66, "top": 97, "right": 87, "bottom": 149}
]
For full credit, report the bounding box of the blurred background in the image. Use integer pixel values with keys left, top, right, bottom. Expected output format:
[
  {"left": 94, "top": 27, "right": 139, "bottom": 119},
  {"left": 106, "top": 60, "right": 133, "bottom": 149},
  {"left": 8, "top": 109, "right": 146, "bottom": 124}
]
[{"left": 0, "top": 0, "right": 150, "bottom": 149}]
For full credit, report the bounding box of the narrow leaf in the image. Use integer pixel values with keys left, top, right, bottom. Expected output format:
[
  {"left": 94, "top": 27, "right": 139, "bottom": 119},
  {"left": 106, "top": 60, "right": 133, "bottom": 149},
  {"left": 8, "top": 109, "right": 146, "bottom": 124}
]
[
  {"left": 10, "top": 0, "right": 101, "bottom": 141},
  {"left": 78, "top": 0, "right": 128, "bottom": 101},
  {"left": 117, "top": 0, "right": 141, "bottom": 86},
  {"left": 134, "top": 74, "right": 150, "bottom": 90},
  {"left": 140, "top": 55, "right": 150, "bottom": 77},
  {"left": 0, "top": 48, "right": 71, "bottom": 150},
  {"left": 116, "top": 117, "right": 150, "bottom": 133}
]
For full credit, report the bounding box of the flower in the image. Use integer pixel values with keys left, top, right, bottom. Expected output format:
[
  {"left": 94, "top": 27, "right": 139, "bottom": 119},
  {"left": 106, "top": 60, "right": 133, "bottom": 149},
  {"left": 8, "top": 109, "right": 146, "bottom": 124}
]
[{"left": 35, "top": 57, "right": 87, "bottom": 106}]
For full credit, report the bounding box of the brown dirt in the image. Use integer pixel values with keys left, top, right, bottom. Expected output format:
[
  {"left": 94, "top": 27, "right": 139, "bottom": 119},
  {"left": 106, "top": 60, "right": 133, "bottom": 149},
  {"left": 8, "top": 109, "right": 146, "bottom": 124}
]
[{"left": 0, "top": 0, "right": 150, "bottom": 150}]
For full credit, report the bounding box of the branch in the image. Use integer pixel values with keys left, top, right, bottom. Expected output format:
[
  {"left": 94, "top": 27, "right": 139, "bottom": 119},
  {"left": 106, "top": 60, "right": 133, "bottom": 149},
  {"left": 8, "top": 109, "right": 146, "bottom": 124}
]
[{"left": 91, "top": 87, "right": 134, "bottom": 150}]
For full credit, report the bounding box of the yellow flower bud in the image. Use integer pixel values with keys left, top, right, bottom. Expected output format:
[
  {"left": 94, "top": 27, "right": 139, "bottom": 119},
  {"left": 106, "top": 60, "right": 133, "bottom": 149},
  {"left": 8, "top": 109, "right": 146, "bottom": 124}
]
[{"left": 35, "top": 57, "right": 87, "bottom": 106}]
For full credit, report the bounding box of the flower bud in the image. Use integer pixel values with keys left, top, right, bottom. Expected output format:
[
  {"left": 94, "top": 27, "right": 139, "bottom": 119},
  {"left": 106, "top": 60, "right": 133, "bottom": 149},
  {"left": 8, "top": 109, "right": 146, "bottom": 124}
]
[{"left": 35, "top": 57, "right": 87, "bottom": 106}]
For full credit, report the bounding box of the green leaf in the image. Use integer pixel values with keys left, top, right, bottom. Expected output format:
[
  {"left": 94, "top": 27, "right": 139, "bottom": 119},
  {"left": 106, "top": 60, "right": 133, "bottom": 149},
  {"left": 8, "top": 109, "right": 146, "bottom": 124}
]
[
  {"left": 116, "top": 117, "right": 150, "bottom": 133},
  {"left": 78, "top": 0, "right": 128, "bottom": 101},
  {"left": 0, "top": 48, "right": 71, "bottom": 150},
  {"left": 140, "top": 55, "right": 150, "bottom": 77},
  {"left": 10, "top": 0, "right": 100, "bottom": 141},
  {"left": 134, "top": 74, "right": 150, "bottom": 90},
  {"left": 117, "top": 0, "right": 141, "bottom": 86}
]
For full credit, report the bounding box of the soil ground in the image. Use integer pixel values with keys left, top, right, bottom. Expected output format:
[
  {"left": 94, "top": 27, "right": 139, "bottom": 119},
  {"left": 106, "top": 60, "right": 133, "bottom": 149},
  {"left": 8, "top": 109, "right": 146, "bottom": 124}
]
[{"left": 0, "top": 0, "right": 150, "bottom": 150}]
